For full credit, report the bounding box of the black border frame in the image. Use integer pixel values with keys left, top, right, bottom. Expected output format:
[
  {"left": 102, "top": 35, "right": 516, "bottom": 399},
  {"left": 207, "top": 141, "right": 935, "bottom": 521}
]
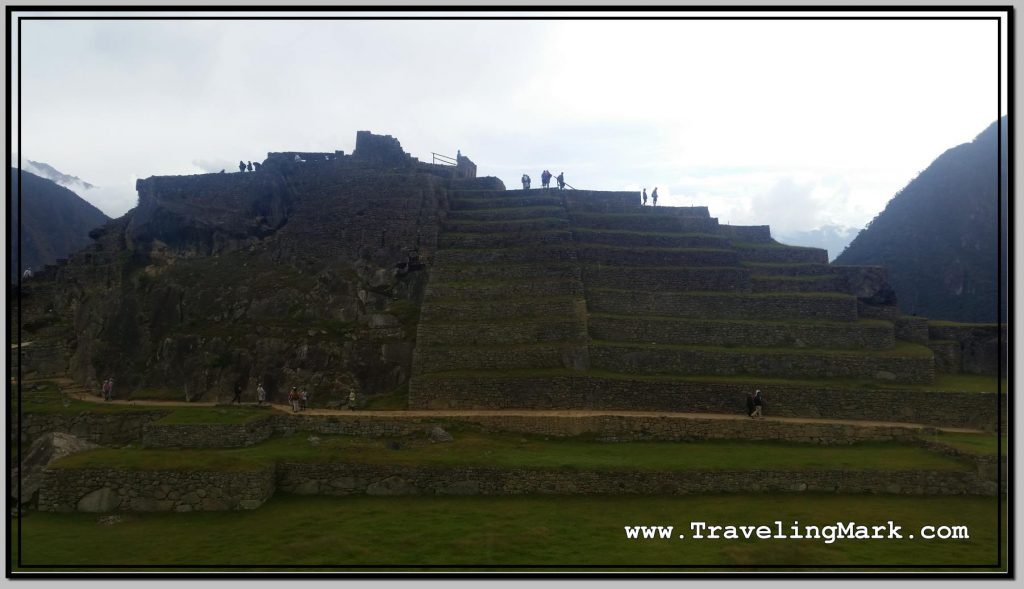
[{"left": 4, "top": 4, "right": 1014, "bottom": 579}]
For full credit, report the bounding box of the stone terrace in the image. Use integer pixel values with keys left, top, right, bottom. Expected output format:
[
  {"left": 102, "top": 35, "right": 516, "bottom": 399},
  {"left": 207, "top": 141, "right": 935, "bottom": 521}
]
[{"left": 410, "top": 187, "right": 943, "bottom": 420}]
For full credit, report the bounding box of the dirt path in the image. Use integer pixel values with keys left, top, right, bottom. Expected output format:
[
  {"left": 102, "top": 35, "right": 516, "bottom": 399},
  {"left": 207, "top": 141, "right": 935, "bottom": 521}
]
[{"left": 20, "top": 377, "right": 984, "bottom": 434}]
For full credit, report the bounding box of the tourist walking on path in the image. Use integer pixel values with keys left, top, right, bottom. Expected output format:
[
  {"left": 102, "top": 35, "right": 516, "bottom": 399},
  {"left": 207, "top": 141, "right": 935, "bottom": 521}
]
[
  {"left": 101, "top": 378, "right": 112, "bottom": 401},
  {"left": 642, "top": 188, "right": 648, "bottom": 206},
  {"left": 541, "top": 170, "right": 551, "bottom": 189},
  {"left": 232, "top": 383, "right": 243, "bottom": 404},
  {"left": 745, "top": 392, "right": 755, "bottom": 417},
  {"left": 522, "top": 174, "right": 531, "bottom": 190},
  {"left": 300, "top": 388, "right": 309, "bottom": 411},
  {"left": 557, "top": 172, "right": 565, "bottom": 190},
  {"left": 289, "top": 387, "right": 300, "bottom": 412},
  {"left": 239, "top": 160, "right": 246, "bottom": 173},
  {"left": 751, "top": 389, "right": 764, "bottom": 418},
  {"left": 348, "top": 390, "right": 357, "bottom": 411},
  {"left": 651, "top": 187, "right": 659, "bottom": 206},
  {"left": 256, "top": 382, "right": 266, "bottom": 406}
]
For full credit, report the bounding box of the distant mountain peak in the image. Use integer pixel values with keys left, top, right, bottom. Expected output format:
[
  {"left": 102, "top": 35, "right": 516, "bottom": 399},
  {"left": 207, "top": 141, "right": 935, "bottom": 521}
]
[
  {"left": 22, "top": 159, "right": 96, "bottom": 191},
  {"left": 834, "top": 117, "right": 1007, "bottom": 323}
]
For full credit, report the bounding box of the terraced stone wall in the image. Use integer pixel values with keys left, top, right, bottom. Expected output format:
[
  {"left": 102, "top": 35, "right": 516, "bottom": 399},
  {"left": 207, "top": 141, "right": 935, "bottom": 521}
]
[
  {"left": 588, "top": 316, "right": 895, "bottom": 350},
  {"left": 589, "top": 344, "right": 934, "bottom": 383},
  {"left": 928, "top": 323, "right": 1007, "bottom": 376},
  {"left": 586, "top": 290, "right": 859, "bottom": 322},
  {"left": 17, "top": 411, "right": 169, "bottom": 447},
  {"left": 408, "top": 376, "right": 1002, "bottom": 430},
  {"left": 267, "top": 413, "right": 924, "bottom": 444},
  {"left": 38, "top": 466, "right": 276, "bottom": 512},
  {"left": 275, "top": 463, "right": 995, "bottom": 497},
  {"left": 141, "top": 417, "right": 274, "bottom": 448}
]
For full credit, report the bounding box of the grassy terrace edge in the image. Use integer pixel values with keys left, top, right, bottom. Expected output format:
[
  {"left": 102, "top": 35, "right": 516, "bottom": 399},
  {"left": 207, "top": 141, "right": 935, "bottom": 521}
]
[
  {"left": 47, "top": 432, "right": 973, "bottom": 472},
  {"left": 412, "top": 369, "right": 1005, "bottom": 393}
]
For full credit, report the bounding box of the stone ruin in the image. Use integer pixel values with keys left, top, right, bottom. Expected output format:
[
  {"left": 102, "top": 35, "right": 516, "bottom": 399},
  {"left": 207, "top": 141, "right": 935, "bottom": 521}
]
[{"left": 14, "top": 131, "right": 1005, "bottom": 422}]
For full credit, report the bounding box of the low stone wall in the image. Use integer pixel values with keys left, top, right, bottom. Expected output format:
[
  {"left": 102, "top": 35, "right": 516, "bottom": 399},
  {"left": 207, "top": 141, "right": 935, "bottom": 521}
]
[
  {"left": 420, "top": 297, "right": 579, "bottom": 322},
  {"left": 439, "top": 230, "right": 571, "bottom": 249},
  {"left": 426, "top": 278, "right": 582, "bottom": 300},
  {"left": 417, "top": 318, "right": 586, "bottom": 347},
  {"left": 896, "top": 316, "right": 930, "bottom": 344},
  {"left": 573, "top": 229, "right": 729, "bottom": 249},
  {"left": 927, "top": 340, "right": 962, "bottom": 374},
  {"left": 927, "top": 323, "right": 1007, "bottom": 376},
  {"left": 17, "top": 411, "right": 169, "bottom": 447},
  {"left": 447, "top": 204, "right": 561, "bottom": 220},
  {"left": 275, "top": 463, "right": 994, "bottom": 497},
  {"left": 37, "top": 465, "right": 276, "bottom": 513},
  {"left": 582, "top": 266, "right": 750, "bottom": 292},
  {"left": 268, "top": 413, "right": 926, "bottom": 445},
  {"left": 589, "top": 344, "right": 934, "bottom": 384},
  {"left": 434, "top": 245, "right": 577, "bottom": 265},
  {"left": 407, "top": 376, "right": 1004, "bottom": 430},
  {"left": 571, "top": 213, "right": 711, "bottom": 233},
  {"left": 588, "top": 316, "right": 894, "bottom": 350},
  {"left": 586, "top": 289, "right": 859, "bottom": 322},
  {"left": 443, "top": 218, "right": 568, "bottom": 234},
  {"left": 142, "top": 417, "right": 274, "bottom": 448},
  {"left": 563, "top": 190, "right": 639, "bottom": 210},
  {"left": 577, "top": 245, "right": 740, "bottom": 267},
  {"left": 431, "top": 262, "right": 580, "bottom": 284},
  {"left": 750, "top": 275, "right": 848, "bottom": 294},
  {"left": 412, "top": 343, "right": 589, "bottom": 374},
  {"left": 449, "top": 195, "right": 559, "bottom": 210},
  {"left": 735, "top": 246, "right": 828, "bottom": 264},
  {"left": 717, "top": 224, "right": 773, "bottom": 242}
]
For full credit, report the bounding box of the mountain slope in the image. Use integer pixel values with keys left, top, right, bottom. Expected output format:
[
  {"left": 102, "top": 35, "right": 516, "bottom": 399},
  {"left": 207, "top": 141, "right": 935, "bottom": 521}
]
[
  {"left": 10, "top": 168, "right": 111, "bottom": 282},
  {"left": 834, "top": 118, "right": 1008, "bottom": 323}
]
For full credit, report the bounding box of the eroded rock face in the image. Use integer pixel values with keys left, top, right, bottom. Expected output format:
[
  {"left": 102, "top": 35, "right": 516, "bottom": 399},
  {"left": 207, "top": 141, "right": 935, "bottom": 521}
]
[{"left": 12, "top": 432, "right": 100, "bottom": 507}]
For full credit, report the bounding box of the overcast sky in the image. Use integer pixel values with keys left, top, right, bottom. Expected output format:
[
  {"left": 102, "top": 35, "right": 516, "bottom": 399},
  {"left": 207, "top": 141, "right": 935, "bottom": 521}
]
[{"left": 11, "top": 10, "right": 1008, "bottom": 258}]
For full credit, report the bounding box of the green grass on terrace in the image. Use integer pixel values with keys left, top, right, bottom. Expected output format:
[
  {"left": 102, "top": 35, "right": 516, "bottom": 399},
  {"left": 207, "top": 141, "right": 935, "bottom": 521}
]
[
  {"left": 588, "top": 312, "right": 892, "bottom": 329},
  {"left": 153, "top": 405, "right": 272, "bottom": 425},
  {"left": 590, "top": 339, "right": 936, "bottom": 358},
  {"left": 415, "top": 369, "right": 1005, "bottom": 394},
  {"left": 447, "top": 204, "right": 562, "bottom": 214},
  {"left": 921, "top": 431, "right": 1007, "bottom": 456},
  {"left": 731, "top": 241, "right": 822, "bottom": 251},
  {"left": 749, "top": 275, "right": 839, "bottom": 282},
  {"left": 13, "top": 494, "right": 1006, "bottom": 569},
  {"left": 444, "top": 216, "right": 567, "bottom": 226},
  {"left": 49, "top": 431, "right": 970, "bottom": 473},
  {"left": 576, "top": 243, "right": 735, "bottom": 254},
  {"left": 588, "top": 287, "right": 853, "bottom": 300},
  {"left": 927, "top": 320, "right": 1004, "bottom": 328},
  {"left": 440, "top": 229, "right": 571, "bottom": 239},
  {"left": 572, "top": 228, "right": 725, "bottom": 239}
]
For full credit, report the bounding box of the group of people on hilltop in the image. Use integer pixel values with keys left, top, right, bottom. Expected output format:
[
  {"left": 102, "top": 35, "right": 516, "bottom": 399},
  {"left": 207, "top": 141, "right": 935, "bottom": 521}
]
[
  {"left": 641, "top": 187, "right": 659, "bottom": 206},
  {"left": 238, "top": 160, "right": 261, "bottom": 173},
  {"left": 522, "top": 170, "right": 565, "bottom": 190}
]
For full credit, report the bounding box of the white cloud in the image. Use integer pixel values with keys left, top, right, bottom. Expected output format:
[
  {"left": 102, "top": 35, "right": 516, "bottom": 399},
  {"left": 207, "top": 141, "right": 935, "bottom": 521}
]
[{"left": 11, "top": 13, "right": 1003, "bottom": 235}]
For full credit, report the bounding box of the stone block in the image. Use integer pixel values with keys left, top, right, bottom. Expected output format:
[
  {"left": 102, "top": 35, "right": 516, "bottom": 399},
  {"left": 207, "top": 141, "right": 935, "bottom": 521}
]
[{"left": 77, "top": 487, "right": 120, "bottom": 513}]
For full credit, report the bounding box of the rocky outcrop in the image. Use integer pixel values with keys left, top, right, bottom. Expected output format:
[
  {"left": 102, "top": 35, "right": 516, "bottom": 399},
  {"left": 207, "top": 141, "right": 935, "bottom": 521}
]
[{"left": 12, "top": 432, "right": 99, "bottom": 507}]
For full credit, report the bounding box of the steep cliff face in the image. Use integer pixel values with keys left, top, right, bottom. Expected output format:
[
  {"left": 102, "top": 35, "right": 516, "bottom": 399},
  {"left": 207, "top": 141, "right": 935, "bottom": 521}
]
[
  {"left": 26, "top": 133, "right": 497, "bottom": 405},
  {"left": 835, "top": 118, "right": 1008, "bottom": 323}
]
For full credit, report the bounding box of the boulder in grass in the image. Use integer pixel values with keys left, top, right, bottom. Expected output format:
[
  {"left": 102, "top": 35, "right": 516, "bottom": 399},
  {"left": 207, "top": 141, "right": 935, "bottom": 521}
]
[{"left": 429, "top": 426, "right": 453, "bottom": 443}]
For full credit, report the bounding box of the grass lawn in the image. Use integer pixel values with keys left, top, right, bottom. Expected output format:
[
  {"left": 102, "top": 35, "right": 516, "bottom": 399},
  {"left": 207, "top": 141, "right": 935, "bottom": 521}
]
[
  {"left": 49, "top": 432, "right": 971, "bottom": 473},
  {"left": 11, "top": 494, "right": 1006, "bottom": 570}
]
